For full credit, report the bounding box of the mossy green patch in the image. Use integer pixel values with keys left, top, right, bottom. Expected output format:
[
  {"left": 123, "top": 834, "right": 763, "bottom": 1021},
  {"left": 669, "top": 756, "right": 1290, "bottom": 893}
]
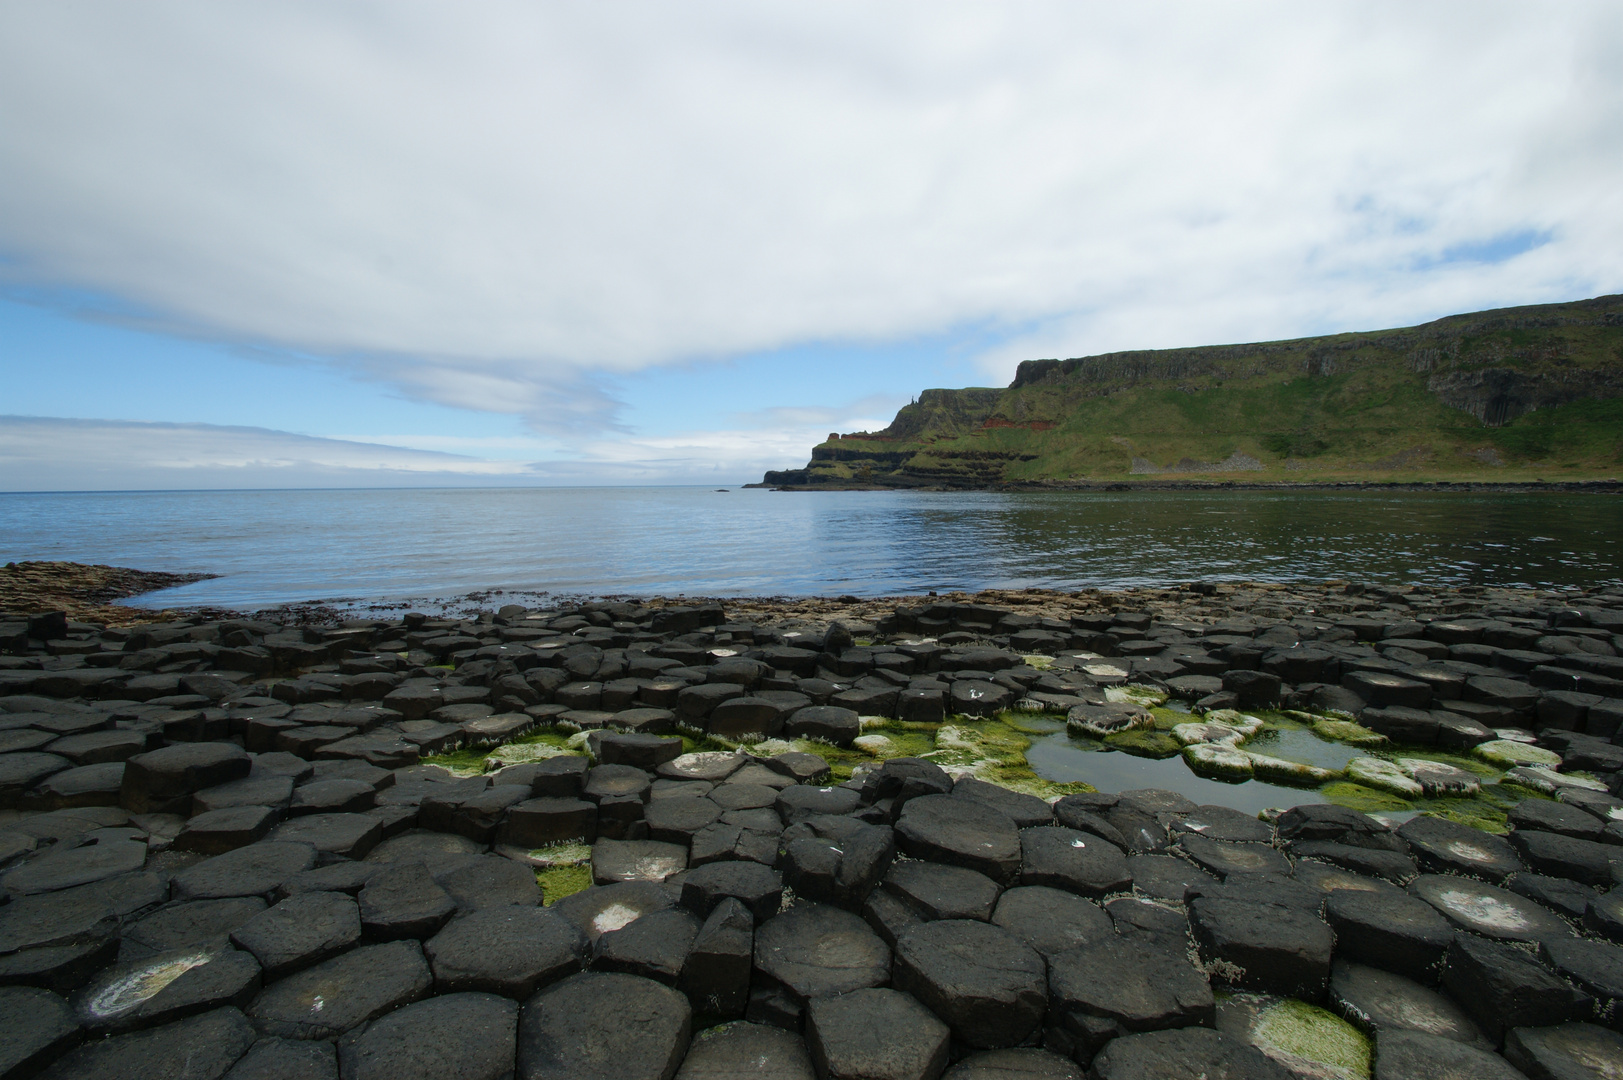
[
  {"left": 537, "top": 864, "right": 593, "bottom": 905},
  {"left": 1311, "top": 720, "right": 1387, "bottom": 748},
  {"left": 1105, "top": 729, "right": 1182, "bottom": 759},
  {"left": 1250, "top": 997, "right": 1371, "bottom": 1080},
  {"left": 1320, "top": 781, "right": 1413, "bottom": 815}
]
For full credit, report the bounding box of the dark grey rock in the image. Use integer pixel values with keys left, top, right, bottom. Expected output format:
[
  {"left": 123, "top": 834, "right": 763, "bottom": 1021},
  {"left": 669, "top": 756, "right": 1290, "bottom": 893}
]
[
  {"left": 941, "top": 1049, "right": 1082, "bottom": 1080},
  {"left": 337, "top": 991, "right": 516, "bottom": 1080},
  {"left": 246, "top": 939, "right": 431, "bottom": 1040},
  {"left": 594, "top": 907, "right": 701, "bottom": 985},
  {"left": 229, "top": 892, "right": 359, "bottom": 980},
  {"left": 658, "top": 752, "right": 747, "bottom": 784},
  {"left": 516, "top": 971, "right": 691, "bottom": 1080},
  {"left": 1087, "top": 1025, "right": 1288, "bottom": 1080},
  {"left": 1511, "top": 829, "right": 1622, "bottom": 888},
  {"left": 774, "top": 785, "right": 861, "bottom": 825},
  {"left": 433, "top": 853, "right": 541, "bottom": 910},
  {"left": 882, "top": 859, "right": 1000, "bottom": 923},
  {"left": 1370, "top": 1028, "right": 1529, "bottom": 1080},
  {"left": 0, "top": 985, "right": 81, "bottom": 1078},
  {"left": 286, "top": 778, "right": 373, "bottom": 817},
  {"left": 0, "top": 755, "right": 75, "bottom": 809},
  {"left": 1504, "top": 1022, "right": 1623, "bottom": 1080},
  {"left": 1509, "top": 798, "right": 1607, "bottom": 840},
  {"left": 1507, "top": 872, "right": 1597, "bottom": 921},
  {"left": 591, "top": 839, "right": 686, "bottom": 885},
  {"left": 73, "top": 945, "right": 262, "bottom": 1032},
  {"left": 26, "top": 762, "right": 127, "bottom": 811},
  {"left": 551, "top": 880, "right": 675, "bottom": 944},
  {"left": 1176, "top": 834, "right": 1291, "bottom": 878},
  {"left": 0, "top": 836, "right": 147, "bottom": 896},
  {"left": 223, "top": 1037, "right": 336, "bottom": 1080},
  {"left": 1399, "top": 815, "right": 1523, "bottom": 882},
  {"left": 1046, "top": 936, "right": 1213, "bottom": 1062},
  {"left": 1330, "top": 959, "right": 1491, "bottom": 1048},
  {"left": 1019, "top": 826, "right": 1130, "bottom": 898},
  {"left": 1171, "top": 804, "right": 1273, "bottom": 844},
  {"left": 173, "top": 806, "right": 279, "bottom": 856},
  {"left": 646, "top": 797, "right": 723, "bottom": 845},
  {"left": 271, "top": 861, "right": 380, "bottom": 901},
  {"left": 1442, "top": 933, "right": 1587, "bottom": 1044},
  {"left": 171, "top": 843, "right": 318, "bottom": 902},
  {"left": 777, "top": 818, "right": 893, "bottom": 910},
  {"left": 783, "top": 706, "right": 860, "bottom": 746},
  {"left": 362, "top": 829, "right": 488, "bottom": 864},
  {"left": 678, "top": 898, "right": 753, "bottom": 1027},
  {"left": 120, "top": 889, "right": 266, "bottom": 961},
  {"left": 357, "top": 863, "right": 456, "bottom": 940},
  {"left": 1292, "top": 840, "right": 1418, "bottom": 883},
  {"left": 674, "top": 1021, "right": 814, "bottom": 1080},
  {"left": 805, "top": 987, "right": 949, "bottom": 1080},
  {"left": 1190, "top": 895, "right": 1333, "bottom": 1000},
  {"left": 708, "top": 783, "right": 779, "bottom": 811},
  {"left": 589, "top": 733, "right": 684, "bottom": 770},
  {"left": 498, "top": 798, "right": 598, "bottom": 847},
  {"left": 1541, "top": 936, "right": 1623, "bottom": 1014},
  {"left": 1326, "top": 888, "right": 1454, "bottom": 982},
  {"left": 1409, "top": 874, "right": 1572, "bottom": 944},
  {"left": 950, "top": 780, "right": 1052, "bottom": 829},
  {"left": 895, "top": 795, "right": 1021, "bottom": 884},
  {"left": 266, "top": 813, "right": 382, "bottom": 859},
  {"left": 121, "top": 744, "right": 251, "bottom": 814},
  {"left": 1124, "top": 854, "right": 1217, "bottom": 902},
  {"left": 425, "top": 903, "right": 587, "bottom": 998},
  {"left": 861, "top": 887, "right": 924, "bottom": 950},
  {"left": 763, "top": 752, "right": 832, "bottom": 784},
  {"left": 1103, "top": 897, "right": 1187, "bottom": 944},
  {"left": 419, "top": 784, "right": 529, "bottom": 844},
  {"left": 753, "top": 903, "right": 890, "bottom": 1004},
  {"left": 892, "top": 920, "right": 1046, "bottom": 1050},
  {"left": 681, "top": 861, "right": 783, "bottom": 923},
  {"left": 38, "top": 1005, "right": 256, "bottom": 1080}
]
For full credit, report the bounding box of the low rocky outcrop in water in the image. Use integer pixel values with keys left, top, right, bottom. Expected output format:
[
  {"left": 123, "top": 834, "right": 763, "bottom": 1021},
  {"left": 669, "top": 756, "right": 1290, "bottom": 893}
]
[{"left": 0, "top": 577, "right": 1622, "bottom": 1077}]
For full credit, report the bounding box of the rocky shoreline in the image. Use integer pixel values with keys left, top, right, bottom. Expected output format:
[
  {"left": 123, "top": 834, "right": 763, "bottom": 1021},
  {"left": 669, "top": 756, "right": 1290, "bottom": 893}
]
[
  {"left": 1, "top": 572, "right": 1622, "bottom": 1077},
  {"left": 748, "top": 478, "right": 1623, "bottom": 493}
]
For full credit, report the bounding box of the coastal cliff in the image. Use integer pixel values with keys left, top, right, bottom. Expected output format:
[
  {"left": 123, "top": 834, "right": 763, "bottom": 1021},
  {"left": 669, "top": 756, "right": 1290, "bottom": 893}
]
[{"left": 758, "top": 294, "right": 1623, "bottom": 488}]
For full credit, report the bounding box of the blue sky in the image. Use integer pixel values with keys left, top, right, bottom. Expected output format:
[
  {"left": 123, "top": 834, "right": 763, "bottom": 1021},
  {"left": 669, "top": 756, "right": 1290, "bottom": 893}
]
[{"left": 2, "top": 3, "right": 1620, "bottom": 489}]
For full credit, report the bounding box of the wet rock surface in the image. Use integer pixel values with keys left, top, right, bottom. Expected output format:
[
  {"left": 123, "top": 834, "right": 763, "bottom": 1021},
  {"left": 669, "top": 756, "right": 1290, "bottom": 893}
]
[{"left": 3, "top": 584, "right": 1623, "bottom": 1077}]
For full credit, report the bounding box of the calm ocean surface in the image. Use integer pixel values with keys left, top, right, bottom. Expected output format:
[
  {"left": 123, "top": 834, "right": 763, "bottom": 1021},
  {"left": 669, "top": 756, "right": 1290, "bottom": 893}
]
[{"left": 2, "top": 487, "right": 1620, "bottom": 610}]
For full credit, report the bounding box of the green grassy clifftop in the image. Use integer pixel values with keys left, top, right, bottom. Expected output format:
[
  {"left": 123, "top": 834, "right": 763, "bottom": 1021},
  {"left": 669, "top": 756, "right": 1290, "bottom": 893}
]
[{"left": 760, "top": 294, "right": 1623, "bottom": 488}]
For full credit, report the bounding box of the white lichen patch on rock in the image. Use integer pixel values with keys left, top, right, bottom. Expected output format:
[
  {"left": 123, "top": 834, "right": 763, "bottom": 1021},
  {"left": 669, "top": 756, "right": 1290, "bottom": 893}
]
[
  {"left": 527, "top": 842, "right": 592, "bottom": 869},
  {"left": 1184, "top": 743, "right": 1255, "bottom": 780},
  {"left": 1345, "top": 758, "right": 1423, "bottom": 799},
  {"left": 1107, "top": 685, "right": 1169, "bottom": 708},
  {"left": 1473, "top": 740, "right": 1562, "bottom": 769},
  {"left": 84, "top": 950, "right": 214, "bottom": 1022},
  {"left": 1309, "top": 719, "right": 1388, "bottom": 748},
  {"left": 1503, "top": 765, "right": 1608, "bottom": 794},
  {"left": 1245, "top": 752, "right": 1336, "bottom": 787},
  {"left": 1203, "top": 710, "right": 1266, "bottom": 738},
  {"left": 852, "top": 734, "right": 895, "bottom": 756},
  {"left": 483, "top": 741, "right": 571, "bottom": 769},
  {"left": 1173, "top": 722, "right": 1249, "bottom": 747},
  {"left": 1397, "top": 758, "right": 1481, "bottom": 797}
]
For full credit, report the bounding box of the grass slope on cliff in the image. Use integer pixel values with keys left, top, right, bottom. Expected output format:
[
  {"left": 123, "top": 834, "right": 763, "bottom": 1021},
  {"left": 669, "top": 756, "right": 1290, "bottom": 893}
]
[{"left": 765, "top": 294, "right": 1623, "bottom": 487}]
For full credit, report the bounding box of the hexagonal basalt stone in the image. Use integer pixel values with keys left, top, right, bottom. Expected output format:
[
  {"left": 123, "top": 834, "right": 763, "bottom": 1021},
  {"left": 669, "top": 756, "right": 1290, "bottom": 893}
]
[
  {"left": 753, "top": 904, "right": 891, "bottom": 1004},
  {"left": 1370, "top": 1028, "right": 1529, "bottom": 1080},
  {"left": 591, "top": 839, "right": 687, "bottom": 885},
  {"left": 0, "top": 835, "right": 148, "bottom": 895},
  {"left": 895, "top": 795, "right": 1021, "bottom": 885},
  {"left": 0, "top": 985, "right": 81, "bottom": 1078},
  {"left": 229, "top": 892, "right": 360, "bottom": 980},
  {"left": 1441, "top": 934, "right": 1587, "bottom": 1044},
  {"left": 1328, "top": 960, "right": 1490, "bottom": 1049},
  {"left": 881, "top": 859, "right": 1000, "bottom": 923},
  {"left": 551, "top": 880, "right": 675, "bottom": 945},
  {"left": 120, "top": 743, "right": 250, "bottom": 814},
  {"left": 266, "top": 813, "right": 383, "bottom": 859},
  {"left": 805, "top": 988, "right": 949, "bottom": 1080},
  {"left": 1324, "top": 888, "right": 1454, "bottom": 982},
  {"left": 73, "top": 945, "right": 262, "bottom": 1033},
  {"left": 357, "top": 863, "right": 456, "bottom": 941},
  {"left": 1408, "top": 874, "right": 1572, "bottom": 944},
  {"left": 941, "top": 1049, "right": 1082, "bottom": 1080},
  {"left": 426, "top": 904, "right": 588, "bottom": 998},
  {"left": 517, "top": 971, "right": 691, "bottom": 1080},
  {"left": 173, "top": 806, "right": 280, "bottom": 856},
  {"left": 1019, "top": 826, "right": 1131, "bottom": 898},
  {"left": 246, "top": 939, "right": 432, "bottom": 1040},
  {"left": 1088, "top": 1027, "right": 1291, "bottom": 1080},
  {"left": 594, "top": 907, "right": 701, "bottom": 985},
  {"left": 892, "top": 920, "right": 1046, "bottom": 1050},
  {"left": 1190, "top": 896, "right": 1333, "bottom": 1001},
  {"left": 38, "top": 1005, "right": 256, "bottom": 1080},
  {"left": 219, "top": 1036, "right": 336, "bottom": 1080},
  {"left": 675, "top": 1021, "right": 815, "bottom": 1080},
  {"left": 170, "top": 842, "right": 318, "bottom": 902},
  {"left": 1047, "top": 936, "right": 1214, "bottom": 1061},
  {"left": 1175, "top": 834, "right": 1291, "bottom": 879},
  {"left": 1504, "top": 1022, "right": 1623, "bottom": 1080},
  {"left": 432, "top": 853, "right": 541, "bottom": 910},
  {"left": 1397, "top": 815, "right": 1522, "bottom": 882},
  {"left": 680, "top": 861, "right": 783, "bottom": 923},
  {"left": 990, "top": 886, "right": 1113, "bottom": 959},
  {"left": 337, "top": 992, "right": 517, "bottom": 1080}
]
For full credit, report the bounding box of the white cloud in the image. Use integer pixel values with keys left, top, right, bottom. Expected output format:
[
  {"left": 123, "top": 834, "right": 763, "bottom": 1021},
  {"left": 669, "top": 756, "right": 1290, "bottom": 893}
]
[
  {"left": 1, "top": 2, "right": 1620, "bottom": 426},
  {"left": 0, "top": 415, "right": 838, "bottom": 490}
]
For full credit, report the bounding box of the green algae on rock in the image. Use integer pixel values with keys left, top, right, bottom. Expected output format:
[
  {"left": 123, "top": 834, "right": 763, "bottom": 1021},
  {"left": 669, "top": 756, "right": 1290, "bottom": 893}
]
[{"left": 1217, "top": 993, "right": 1372, "bottom": 1080}]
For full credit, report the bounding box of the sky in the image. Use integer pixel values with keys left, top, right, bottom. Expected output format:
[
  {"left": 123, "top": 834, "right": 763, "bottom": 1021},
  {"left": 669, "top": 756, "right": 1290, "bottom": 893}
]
[{"left": 2, "top": 2, "right": 1621, "bottom": 490}]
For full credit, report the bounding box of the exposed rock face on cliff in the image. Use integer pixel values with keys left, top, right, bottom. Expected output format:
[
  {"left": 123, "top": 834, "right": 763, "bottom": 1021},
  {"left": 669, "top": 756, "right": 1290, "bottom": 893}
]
[{"left": 760, "top": 294, "right": 1623, "bottom": 489}]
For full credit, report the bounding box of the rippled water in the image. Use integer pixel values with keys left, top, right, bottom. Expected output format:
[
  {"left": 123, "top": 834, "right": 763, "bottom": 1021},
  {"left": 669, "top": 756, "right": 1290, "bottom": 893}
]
[{"left": 1, "top": 486, "right": 1618, "bottom": 609}]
